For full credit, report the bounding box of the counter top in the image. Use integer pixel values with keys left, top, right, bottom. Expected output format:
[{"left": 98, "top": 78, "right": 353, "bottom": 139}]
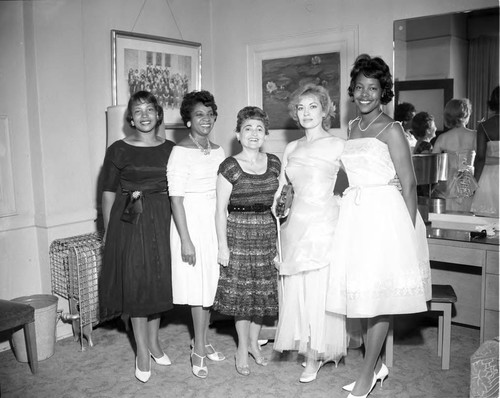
[{"left": 427, "top": 226, "right": 499, "bottom": 247}]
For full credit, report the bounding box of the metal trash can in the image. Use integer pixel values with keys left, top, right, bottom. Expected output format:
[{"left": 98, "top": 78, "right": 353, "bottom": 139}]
[{"left": 11, "top": 294, "right": 58, "bottom": 362}]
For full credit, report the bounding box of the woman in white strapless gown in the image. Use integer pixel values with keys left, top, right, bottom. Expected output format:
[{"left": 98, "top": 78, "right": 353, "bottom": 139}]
[
  {"left": 326, "top": 55, "right": 431, "bottom": 398},
  {"left": 273, "top": 84, "right": 347, "bottom": 384}
]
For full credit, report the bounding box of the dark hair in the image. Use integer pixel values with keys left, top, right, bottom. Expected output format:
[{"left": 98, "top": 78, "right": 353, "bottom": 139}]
[
  {"left": 488, "top": 86, "right": 499, "bottom": 113},
  {"left": 180, "top": 90, "right": 218, "bottom": 127},
  {"left": 125, "top": 91, "right": 164, "bottom": 127},
  {"left": 348, "top": 54, "right": 394, "bottom": 105},
  {"left": 411, "top": 112, "right": 434, "bottom": 139},
  {"left": 444, "top": 98, "right": 471, "bottom": 128},
  {"left": 288, "top": 83, "right": 336, "bottom": 130},
  {"left": 394, "top": 102, "right": 416, "bottom": 123},
  {"left": 235, "top": 106, "right": 270, "bottom": 135}
]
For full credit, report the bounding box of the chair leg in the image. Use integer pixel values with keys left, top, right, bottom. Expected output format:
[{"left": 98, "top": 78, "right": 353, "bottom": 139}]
[
  {"left": 23, "top": 321, "right": 38, "bottom": 374},
  {"left": 437, "top": 313, "right": 443, "bottom": 357},
  {"left": 385, "top": 315, "right": 394, "bottom": 367},
  {"left": 441, "top": 305, "right": 452, "bottom": 370}
]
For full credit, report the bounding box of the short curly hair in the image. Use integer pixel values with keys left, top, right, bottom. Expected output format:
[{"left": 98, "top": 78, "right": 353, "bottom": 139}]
[
  {"left": 488, "top": 86, "right": 499, "bottom": 113},
  {"left": 288, "top": 83, "right": 336, "bottom": 130},
  {"left": 348, "top": 54, "right": 394, "bottom": 105},
  {"left": 235, "top": 106, "right": 270, "bottom": 135},
  {"left": 394, "top": 102, "right": 416, "bottom": 123},
  {"left": 411, "top": 112, "right": 434, "bottom": 139},
  {"left": 125, "top": 91, "right": 164, "bottom": 128},
  {"left": 179, "top": 90, "right": 218, "bottom": 127},
  {"left": 444, "top": 98, "right": 471, "bottom": 128}
]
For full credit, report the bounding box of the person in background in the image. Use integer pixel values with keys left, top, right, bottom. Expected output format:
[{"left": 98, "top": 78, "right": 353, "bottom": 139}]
[
  {"left": 326, "top": 55, "right": 431, "bottom": 398},
  {"left": 471, "top": 86, "right": 499, "bottom": 217},
  {"left": 394, "top": 102, "right": 417, "bottom": 149},
  {"left": 167, "top": 90, "right": 226, "bottom": 379},
  {"left": 213, "top": 106, "right": 280, "bottom": 376},
  {"left": 273, "top": 83, "right": 347, "bottom": 384},
  {"left": 99, "top": 91, "right": 175, "bottom": 383},
  {"left": 412, "top": 111, "right": 436, "bottom": 154},
  {"left": 432, "top": 98, "right": 477, "bottom": 212}
]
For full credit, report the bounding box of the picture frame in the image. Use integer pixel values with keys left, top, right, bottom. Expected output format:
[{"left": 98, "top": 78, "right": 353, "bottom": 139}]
[
  {"left": 247, "top": 27, "right": 358, "bottom": 133},
  {"left": 111, "top": 30, "right": 201, "bottom": 128}
]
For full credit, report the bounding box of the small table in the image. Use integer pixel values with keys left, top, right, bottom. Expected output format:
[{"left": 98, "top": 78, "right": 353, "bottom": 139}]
[{"left": 427, "top": 227, "right": 499, "bottom": 343}]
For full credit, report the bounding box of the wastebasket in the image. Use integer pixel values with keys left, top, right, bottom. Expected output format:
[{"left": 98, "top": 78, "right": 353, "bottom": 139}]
[{"left": 10, "top": 294, "right": 58, "bottom": 362}]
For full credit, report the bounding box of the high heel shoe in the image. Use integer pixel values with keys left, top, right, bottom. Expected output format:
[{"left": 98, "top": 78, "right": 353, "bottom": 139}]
[
  {"left": 150, "top": 351, "right": 172, "bottom": 366},
  {"left": 299, "top": 360, "right": 324, "bottom": 383},
  {"left": 343, "top": 363, "right": 389, "bottom": 392},
  {"left": 135, "top": 358, "right": 151, "bottom": 383},
  {"left": 248, "top": 347, "right": 268, "bottom": 366},
  {"left": 346, "top": 374, "right": 377, "bottom": 398},
  {"left": 190, "top": 350, "right": 208, "bottom": 379},
  {"left": 205, "top": 344, "right": 225, "bottom": 361},
  {"left": 234, "top": 353, "right": 250, "bottom": 376}
]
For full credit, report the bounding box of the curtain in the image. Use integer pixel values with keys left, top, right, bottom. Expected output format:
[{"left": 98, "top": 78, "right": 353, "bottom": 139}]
[{"left": 467, "top": 36, "right": 499, "bottom": 129}]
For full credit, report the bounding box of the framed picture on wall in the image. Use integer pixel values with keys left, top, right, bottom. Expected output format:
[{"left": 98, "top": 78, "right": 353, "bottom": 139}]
[
  {"left": 111, "top": 30, "right": 201, "bottom": 128},
  {"left": 247, "top": 27, "right": 358, "bottom": 132}
]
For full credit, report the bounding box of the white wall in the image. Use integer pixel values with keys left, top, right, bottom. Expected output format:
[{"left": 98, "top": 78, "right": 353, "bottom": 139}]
[{"left": 0, "top": 0, "right": 496, "bottom": 349}]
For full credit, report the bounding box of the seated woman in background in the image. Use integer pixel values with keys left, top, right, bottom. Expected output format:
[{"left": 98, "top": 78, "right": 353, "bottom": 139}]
[
  {"left": 432, "top": 98, "right": 477, "bottom": 212},
  {"left": 471, "top": 86, "right": 499, "bottom": 218},
  {"left": 412, "top": 111, "right": 436, "bottom": 154}
]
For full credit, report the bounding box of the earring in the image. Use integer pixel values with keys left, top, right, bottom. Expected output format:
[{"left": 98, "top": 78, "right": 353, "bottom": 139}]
[
  {"left": 131, "top": 121, "right": 135, "bottom": 126},
  {"left": 187, "top": 121, "right": 192, "bottom": 128}
]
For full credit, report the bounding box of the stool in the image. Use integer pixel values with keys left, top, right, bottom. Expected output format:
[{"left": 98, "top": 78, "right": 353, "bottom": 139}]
[
  {"left": 385, "top": 284, "right": 457, "bottom": 370},
  {"left": 0, "top": 299, "right": 38, "bottom": 373}
]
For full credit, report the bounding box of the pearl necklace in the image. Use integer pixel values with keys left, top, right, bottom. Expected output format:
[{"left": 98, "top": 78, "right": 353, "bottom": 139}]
[
  {"left": 189, "top": 134, "right": 211, "bottom": 155},
  {"left": 358, "top": 111, "right": 383, "bottom": 132}
]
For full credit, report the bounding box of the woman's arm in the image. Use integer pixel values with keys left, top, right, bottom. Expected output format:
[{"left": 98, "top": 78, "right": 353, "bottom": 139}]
[
  {"left": 474, "top": 123, "right": 487, "bottom": 180},
  {"left": 386, "top": 124, "right": 418, "bottom": 226},
  {"left": 215, "top": 175, "right": 232, "bottom": 267},
  {"left": 170, "top": 196, "right": 196, "bottom": 265},
  {"left": 102, "top": 191, "right": 116, "bottom": 243}
]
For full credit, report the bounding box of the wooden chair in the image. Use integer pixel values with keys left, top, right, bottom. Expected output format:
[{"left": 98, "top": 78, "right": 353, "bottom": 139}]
[
  {"left": 0, "top": 299, "right": 38, "bottom": 374},
  {"left": 385, "top": 284, "right": 457, "bottom": 370}
]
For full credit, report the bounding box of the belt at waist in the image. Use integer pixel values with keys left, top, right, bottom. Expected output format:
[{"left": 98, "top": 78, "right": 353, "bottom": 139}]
[
  {"left": 343, "top": 184, "right": 395, "bottom": 205},
  {"left": 228, "top": 203, "right": 271, "bottom": 213},
  {"left": 120, "top": 189, "right": 167, "bottom": 224}
]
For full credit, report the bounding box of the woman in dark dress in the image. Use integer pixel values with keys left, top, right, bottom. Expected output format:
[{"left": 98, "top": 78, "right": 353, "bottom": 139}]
[
  {"left": 213, "top": 106, "right": 280, "bottom": 376},
  {"left": 99, "top": 91, "right": 175, "bottom": 383}
]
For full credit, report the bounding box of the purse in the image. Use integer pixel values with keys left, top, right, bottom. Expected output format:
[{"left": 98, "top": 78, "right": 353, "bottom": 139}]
[{"left": 276, "top": 183, "right": 294, "bottom": 218}]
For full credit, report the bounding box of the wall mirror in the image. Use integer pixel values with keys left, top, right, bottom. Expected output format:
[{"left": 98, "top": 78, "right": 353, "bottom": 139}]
[{"left": 394, "top": 7, "right": 499, "bottom": 132}]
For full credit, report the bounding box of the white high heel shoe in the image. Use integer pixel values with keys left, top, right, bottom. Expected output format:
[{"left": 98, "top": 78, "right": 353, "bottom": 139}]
[
  {"left": 150, "top": 351, "right": 172, "bottom": 366},
  {"left": 343, "top": 363, "right": 389, "bottom": 392},
  {"left": 299, "top": 360, "right": 324, "bottom": 383},
  {"left": 135, "top": 358, "right": 151, "bottom": 383},
  {"left": 347, "top": 374, "right": 377, "bottom": 398}
]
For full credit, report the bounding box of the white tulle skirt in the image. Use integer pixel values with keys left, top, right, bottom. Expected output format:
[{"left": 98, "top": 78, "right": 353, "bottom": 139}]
[{"left": 273, "top": 265, "right": 347, "bottom": 361}]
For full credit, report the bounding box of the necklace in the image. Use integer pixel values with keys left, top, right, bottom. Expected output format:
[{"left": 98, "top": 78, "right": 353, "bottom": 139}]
[
  {"left": 358, "top": 111, "right": 383, "bottom": 132},
  {"left": 189, "top": 134, "right": 211, "bottom": 155}
]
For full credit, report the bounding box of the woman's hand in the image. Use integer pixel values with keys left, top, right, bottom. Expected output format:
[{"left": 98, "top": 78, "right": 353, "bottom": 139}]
[
  {"left": 181, "top": 239, "right": 196, "bottom": 265},
  {"left": 217, "top": 245, "right": 230, "bottom": 267}
]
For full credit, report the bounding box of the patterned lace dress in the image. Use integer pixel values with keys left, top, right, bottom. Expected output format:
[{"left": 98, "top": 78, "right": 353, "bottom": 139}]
[
  {"left": 326, "top": 130, "right": 432, "bottom": 318},
  {"left": 213, "top": 154, "right": 280, "bottom": 317}
]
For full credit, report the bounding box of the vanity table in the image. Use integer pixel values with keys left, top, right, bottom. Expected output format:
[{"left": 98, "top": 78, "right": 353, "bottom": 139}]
[{"left": 427, "top": 228, "right": 499, "bottom": 343}]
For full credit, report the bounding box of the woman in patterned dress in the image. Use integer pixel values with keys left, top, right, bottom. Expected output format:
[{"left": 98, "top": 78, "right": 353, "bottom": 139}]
[
  {"left": 167, "top": 91, "right": 226, "bottom": 379},
  {"left": 213, "top": 106, "right": 280, "bottom": 376},
  {"left": 100, "top": 91, "right": 175, "bottom": 383}
]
